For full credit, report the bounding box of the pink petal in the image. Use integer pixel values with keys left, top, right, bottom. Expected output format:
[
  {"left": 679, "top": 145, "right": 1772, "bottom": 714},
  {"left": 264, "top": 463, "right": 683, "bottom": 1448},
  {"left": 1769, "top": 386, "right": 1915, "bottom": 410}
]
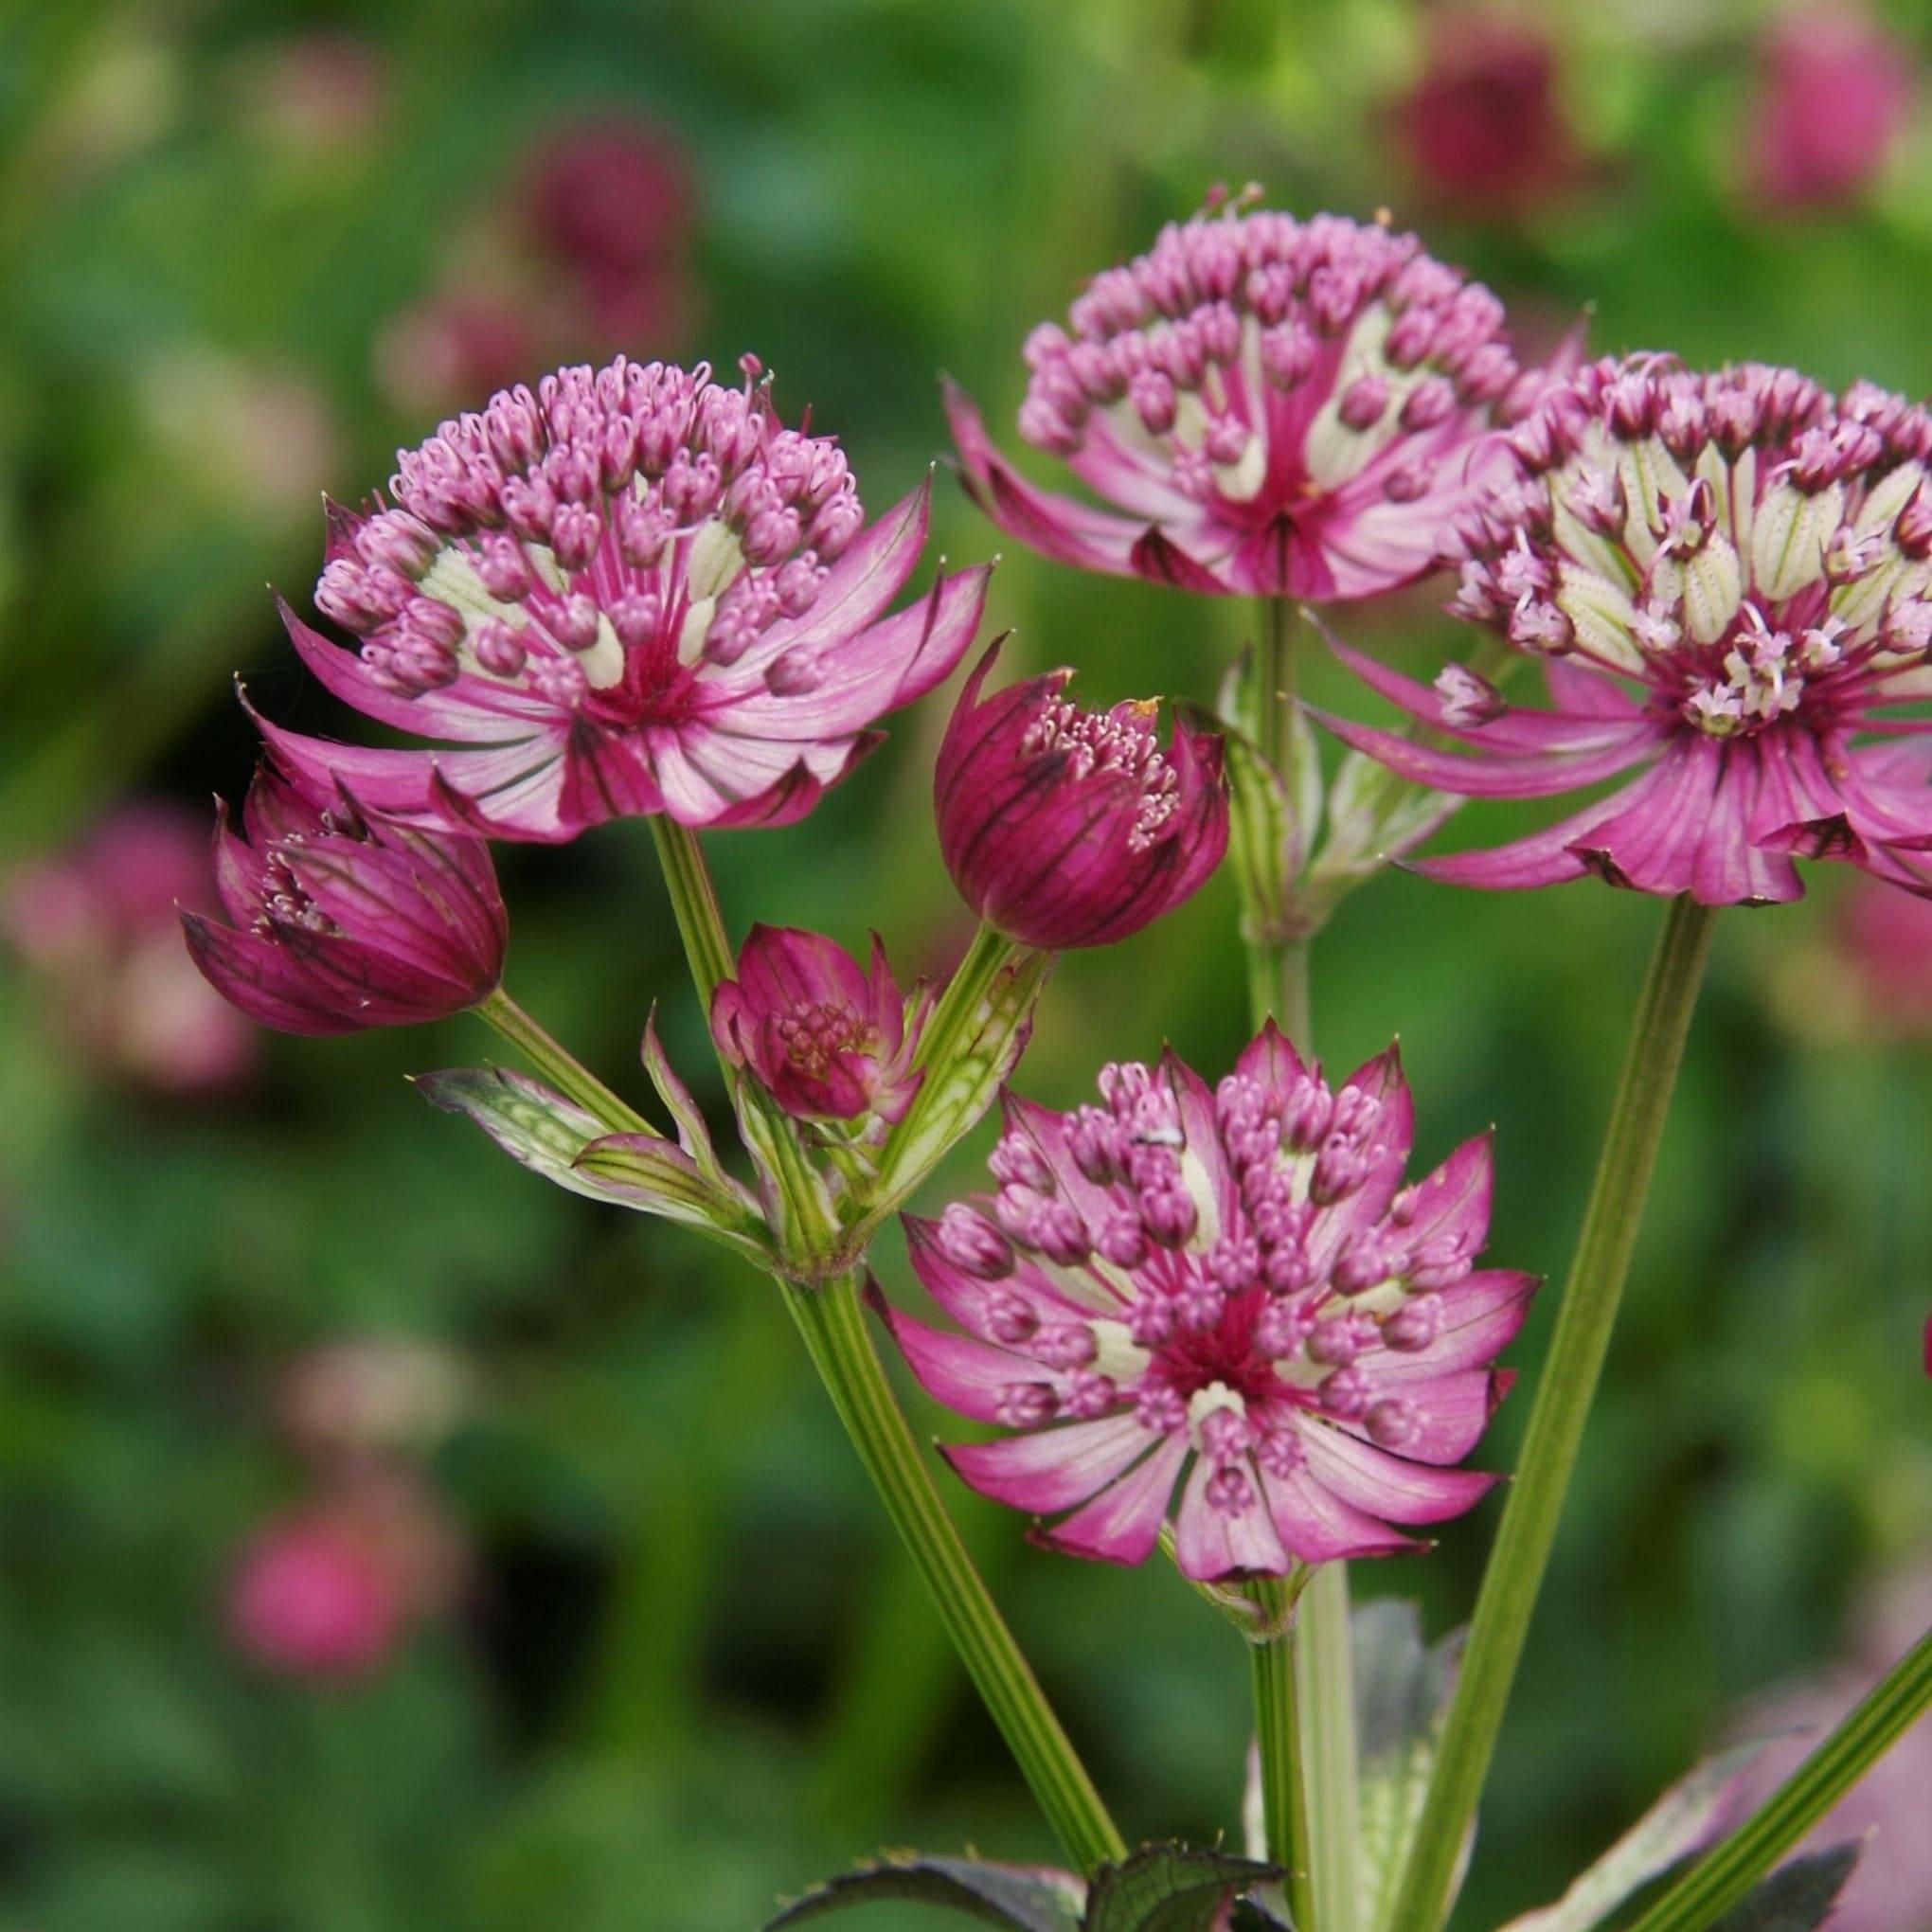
[
  {"left": 1299, "top": 1425, "right": 1497, "bottom": 1526},
  {"left": 944, "top": 1413, "right": 1153, "bottom": 1513},
  {"left": 1371, "top": 1269, "right": 1539, "bottom": 1379},
  {"left": 1259, "top": 1458, "right": 1419, "bottom": 1562},
  {"left": 1312, "top": 707, "right": 1655, "bottom": 799},
  {"left": 1173, "top": 1453, "right": 1289, "bottom": 1581},
  {"left": 1037, "top": 1434, "right": 1189, "bottom": 1565},
  {"left": 876, "top": 1302, "right": 1041, "bottom": 1424}
]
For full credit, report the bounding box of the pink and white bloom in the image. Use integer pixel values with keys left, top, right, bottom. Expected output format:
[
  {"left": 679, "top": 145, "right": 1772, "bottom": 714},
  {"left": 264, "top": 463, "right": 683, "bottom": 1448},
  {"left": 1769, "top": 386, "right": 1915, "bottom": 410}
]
[
  {"left": 258, "top": 355, "right": 988, "bottom": 839},
  {"left": 946, "top": 204, "right": 1557, "bottom": 600},
  {"left": 183, "top": 764, "right": 507, "bottom": 1034},
  {"left": 936, "top": 644, "right": 1228, "bottom": 949},
  {"left": 1319, "top": 356, "right": 1932, "bottom": 903},
  {"left": 1745, "top": 4, "right": 1914, "bottom": 213},
  {"left": 877, "top": 1026, "right": 1532, "bottom": 1581},
  {"left": 710, "top": 923, "right": 928, "bottom": 1124}
]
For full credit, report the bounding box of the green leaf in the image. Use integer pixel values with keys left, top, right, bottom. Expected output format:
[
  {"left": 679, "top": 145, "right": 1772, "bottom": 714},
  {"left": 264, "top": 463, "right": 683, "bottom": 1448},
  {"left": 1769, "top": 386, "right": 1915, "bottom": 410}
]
[
  {"left": 1351, "top": 1600, "right": 1464, "bottom": 1932},
  {"left": 641, "top": 1006, "right": 733, "bottom": 1187},
  {"left": 1083, "top": 1844, "right": 1281, "bottom": 1932},
  {"left": 418, "top": 1066, "right": 771, "bottom": 1261},
  {"left": 415, "top": 1066, "right": 629, "bottom": 1205},
  {"left": 1500, "top": 1738, "right": 1780, "bottom": 1932},
  {"left": 1708, "top": 1843, "right": 1861, "bottom": 1932},
  {"left": 763, "top": 1854, "right": 1084, "bottom": 1931}
]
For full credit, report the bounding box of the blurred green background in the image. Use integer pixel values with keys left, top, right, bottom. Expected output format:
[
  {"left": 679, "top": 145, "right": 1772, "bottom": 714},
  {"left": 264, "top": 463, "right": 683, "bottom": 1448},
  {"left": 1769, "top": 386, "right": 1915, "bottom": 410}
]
[{"left": 1, "top": 1, "right": 1928, "bottom": 1927}]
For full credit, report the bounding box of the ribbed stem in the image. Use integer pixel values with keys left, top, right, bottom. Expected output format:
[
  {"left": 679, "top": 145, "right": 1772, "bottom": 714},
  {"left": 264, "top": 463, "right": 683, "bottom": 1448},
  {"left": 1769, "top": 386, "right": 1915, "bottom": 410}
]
[
  {"left": 783, "top": 1271, "right": 1127, "bottom": 1872},
  {"left": 1250, "top": 596, "right": 1314, "bottom": 1046},
  {"left": 642, "top": 819, "right": 1123, "bottom": 1873},
  {"left": 474, "top": 985, "right": 652, "bottom": 1133},
  {"left": 1624, "top": 1623, "right": 1932, "bottom": 1932},
  {"left": 1242, "top": 595, "right": 1352, "bottom": 1932},
  {"left": 1392, "top": 894, "right": 1719, "bottom": 1931},
  {"left": 1250, "top": 1572, "right": 1318, "bottom": 1932}
]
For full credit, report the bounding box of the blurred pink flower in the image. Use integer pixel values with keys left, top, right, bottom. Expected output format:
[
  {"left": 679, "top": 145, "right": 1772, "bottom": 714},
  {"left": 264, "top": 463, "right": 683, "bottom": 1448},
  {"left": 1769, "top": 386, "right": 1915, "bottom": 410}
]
[
  {"left": 228, "top": 1510, "right": 403, "bottom": 1679},
  {"left": 878, "top": 1025, "right": 1532, "bottom": 1582},
  {"left": 1321, "top": 356, "right": 1932, "bottom": 903},
  {"left": 935, "top": 643, "right": 1228, "bottom": 949},
  {"left": 948, "top": 203, "right": 1565, "bottom": 601},
  {"left": 1724, "top": 1565, "right": 1932, "bottom": 1932},
  {"left": 3, "top": 801, "right": 257, "bottom": 1095},
  {"left": 1395, "top": 14, "right": 1578, "bottom": 217},
  {"left": 1834, "top": 877, "right": 1932, "bottom": 1032},
  {"left": 1746, "top": 5, "right": 1915, "bottom": 212},
  {"left": 228, "top": 1476, "right": 466, "bottom": 1681},
  {"left": 380, "top": 115, "right": 695, "bottom": 413},
  {"left": 239, "top": 31, "right": 386, "bottom": 155},
  {"left": 711, "top": 924, "right": 929, "bottom": 1124},
  {"left": 262, "top": 356, "right": 987, "bottom": 838},
  {"left": 183, "top": 763, "right": 507, "bottom": 1034},
  {"left": 518, "top": 118, "right": 693, "bottom": 346}
]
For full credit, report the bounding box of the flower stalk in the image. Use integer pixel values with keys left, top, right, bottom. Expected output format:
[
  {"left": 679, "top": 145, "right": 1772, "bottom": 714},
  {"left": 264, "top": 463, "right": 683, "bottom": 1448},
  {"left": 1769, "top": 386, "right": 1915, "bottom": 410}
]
[
  {"left": 784, "top": 1270, "right": 1127, "bottom": 1873},
  {"left": 1392, "top": 892, "right": 1719, "bottom": 1931},
  {"left": 1623, "top": 1622, "right": 1932, "bottom": 1932},
  {"left": 645, "top": 814, "right": 1124, "bottom": 1872},
  {"left": 475, "top": 985, "right": 651, "bottom": 1133},
  {"left": 1238, "top": 595, "right": 1358, "bottom": 1932}
]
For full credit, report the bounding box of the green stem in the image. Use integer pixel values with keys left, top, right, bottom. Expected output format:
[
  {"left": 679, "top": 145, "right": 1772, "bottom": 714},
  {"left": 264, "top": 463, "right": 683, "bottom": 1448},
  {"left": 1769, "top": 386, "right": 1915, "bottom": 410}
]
[
  {"left": 475, "top": 985, "right": 652, "bottom": 1134},
  {"left": 648, "top": 816, "right": 735, "bottom": 1004},
  {"left": 783, "top": 1271, "right": 1127, "bottom": 1873},
  {"left": 1250, "top": 596, "right": 1314, "bottom": 1046},
  {"left": 641, "top": 822, "right": 1123, "bottom": 1872},
  {"left": 1625, "top": 1623, "right": 1932, "bottom": 1932},
  {"left": 1250, "top": 1573, "right": 1317, "bottom": 1932},
  {"left": 1392, "top": 894, "right": 1719, "bottom": 1931},
  {"left": 1242, "top": 595, "right": 1352, "bottom": 1932},
  {"left": 909, "top": 921, "right": 1018, "bottom": 1079}
]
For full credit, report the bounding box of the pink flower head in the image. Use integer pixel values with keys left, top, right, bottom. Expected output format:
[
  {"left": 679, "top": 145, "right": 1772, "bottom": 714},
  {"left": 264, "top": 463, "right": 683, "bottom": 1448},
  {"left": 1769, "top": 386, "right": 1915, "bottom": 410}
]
[
  {"left": 227, "top": 1511, "right": 402, "bottom": 1679},
  {"left": 710, "top": 923, "right": 928, "bottom": 1124},
  {"left": 258, "top": 355, "right": 989, "bottom": 839},
  {"left": 1746, "top": 5, "right": 1914, "bottom": 213},
  {"left": 877, "top": 1025, "right": 1533, "bottom": 1581},
  {"left": 946, "top": 203, "right": 1559, "bottom": 600},
  {"left": 1319, "top": 356, "right": 1932, "bottom": 903},
  {"left": 935, "top": 644, "right": 1228, "bottom": 949},
  {"left": 182, "top": 764, "right": 507, "bottom": 1034},
  {"left": 4, "top": 800, "right": 259, "bottom": 1095},
  {"left": 1395, "top": 15, "right": 1578, "bottom": 217},
  {"left": 1834, "top": 875, "right": 1932, "bottom": 1032}
]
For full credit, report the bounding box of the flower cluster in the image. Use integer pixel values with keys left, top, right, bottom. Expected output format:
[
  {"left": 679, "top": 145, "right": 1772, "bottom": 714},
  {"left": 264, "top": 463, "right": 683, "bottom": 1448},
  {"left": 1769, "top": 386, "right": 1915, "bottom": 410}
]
[
  {"left": 183, "top": 765, "right": 506, "bottom": 1033},
  {"left": 711, "top": 924, "right": 928, "bottom": 1126},
  {"left": 878, "top": 1025, "right": 1532, "bottom": 1581},
  {"left": 947, "top": 204, "right": 1551, "bottom": 600},
  {"left": 259, "top": 354, "right": 987, "bottom": 838},
  {"left": 936, "top": 645, "right": 1228, "bottom": 949},
  {"left": 1322, "top": 355, "right": 1932, "bottom": 903}
]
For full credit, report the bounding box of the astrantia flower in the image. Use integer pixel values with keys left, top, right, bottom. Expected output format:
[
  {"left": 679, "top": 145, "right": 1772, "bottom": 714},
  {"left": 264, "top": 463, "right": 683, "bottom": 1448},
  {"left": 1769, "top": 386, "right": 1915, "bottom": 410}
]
[
  {"left": 935, "top": 644, "right": 1228, "bottom": 949},
  {"left": 257, "top": 355, "right": 989, "bottom": 839},
  {"left": 876, "top": 1026, "right": 1533, "bottom": 1581},
  {"left": 710, "top": 923, "right": 928, "bottom": 1125},
  {"left": 182, "top": 765, "right": 506, "bottom": 1033},
  {"left": 946, "top": 204, "right": 1555, "bottom": 600},
  {"left": 1319, "top": 356, "right": 1932, "bottom": 903}
]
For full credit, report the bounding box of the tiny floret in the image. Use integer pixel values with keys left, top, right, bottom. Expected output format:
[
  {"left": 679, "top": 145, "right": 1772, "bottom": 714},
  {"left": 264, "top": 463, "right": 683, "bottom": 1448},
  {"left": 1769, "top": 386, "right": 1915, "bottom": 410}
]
[{"left": 877, "top": 1025, "right": 1533, "bottom": 1581}]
